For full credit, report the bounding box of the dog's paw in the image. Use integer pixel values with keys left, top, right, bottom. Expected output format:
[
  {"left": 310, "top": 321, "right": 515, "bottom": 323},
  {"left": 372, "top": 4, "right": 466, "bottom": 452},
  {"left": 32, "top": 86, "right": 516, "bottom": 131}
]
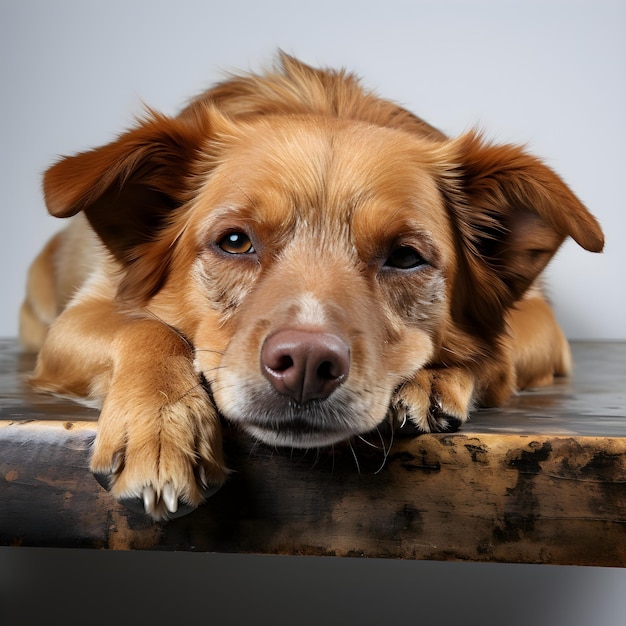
[
  {"left": 90, "top": 387, "right": 227, "bottom": 521},
  {"left": 390, "top": 368, "right": 475, "bottom": 434}
]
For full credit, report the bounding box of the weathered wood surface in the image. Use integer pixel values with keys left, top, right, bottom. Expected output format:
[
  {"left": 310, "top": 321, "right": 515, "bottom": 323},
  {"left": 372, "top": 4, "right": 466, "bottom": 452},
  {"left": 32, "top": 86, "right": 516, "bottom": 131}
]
[{"left": 1, "top": 339, "right": 625, "bottom": 566}]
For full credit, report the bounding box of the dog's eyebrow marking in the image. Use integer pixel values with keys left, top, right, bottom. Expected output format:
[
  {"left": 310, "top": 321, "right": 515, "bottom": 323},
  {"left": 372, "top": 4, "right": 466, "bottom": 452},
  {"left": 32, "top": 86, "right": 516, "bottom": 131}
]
[{"left": 296, "top": 292, "right": 327, "bottom": 326}]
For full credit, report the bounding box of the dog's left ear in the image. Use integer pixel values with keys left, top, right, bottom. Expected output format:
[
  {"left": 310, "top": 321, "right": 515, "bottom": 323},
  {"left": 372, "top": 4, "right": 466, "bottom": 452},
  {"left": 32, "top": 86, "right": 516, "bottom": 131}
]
[{"left": 439, "top": 131, "right": 604, "bottom": 334}]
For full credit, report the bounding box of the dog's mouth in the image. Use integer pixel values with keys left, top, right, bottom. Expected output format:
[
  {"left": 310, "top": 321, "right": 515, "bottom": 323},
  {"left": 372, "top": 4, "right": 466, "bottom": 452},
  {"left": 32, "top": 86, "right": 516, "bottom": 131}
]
[
  {"left": 244, "top": 423, "right": 351, "bottom": 448},
  {"left": 215, "top": 382, "right": 388, "bottom": 449},
  {"left": 241, "top": 415, "right": 357, "bottom": 448},
  {"left": 231, "top": 394, "right": 374, "bottom": 448}
]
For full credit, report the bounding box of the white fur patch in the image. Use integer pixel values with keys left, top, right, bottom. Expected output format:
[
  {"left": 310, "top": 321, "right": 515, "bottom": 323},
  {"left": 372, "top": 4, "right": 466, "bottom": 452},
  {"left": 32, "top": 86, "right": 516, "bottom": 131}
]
[{"left": 295, "top": 292, "right": 327, "bottom": 327}]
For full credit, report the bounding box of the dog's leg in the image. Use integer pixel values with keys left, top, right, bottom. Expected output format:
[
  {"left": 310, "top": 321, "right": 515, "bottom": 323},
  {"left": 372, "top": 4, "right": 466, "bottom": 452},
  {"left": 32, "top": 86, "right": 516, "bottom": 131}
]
[
  {"left": 19, "top": 234, "right": 62, "bottom": 353},
  {"left": 391, "top": 289, "right": 571, "bottom": 434},
  {"left": 20, "top": 216, "right": 99, "bottom": 353},
  {"left": 31, "top": 300, "right": 227, "bottom": 520},
  {"left": 506, "top": 288, "right": 572, "bottom": 389}
]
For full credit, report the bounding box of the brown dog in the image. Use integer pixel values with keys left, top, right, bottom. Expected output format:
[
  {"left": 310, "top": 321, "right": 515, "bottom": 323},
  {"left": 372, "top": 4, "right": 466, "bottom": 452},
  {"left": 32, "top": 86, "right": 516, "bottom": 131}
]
[{"left": 20, "top": 54, "right": 604, "bottom": 519}]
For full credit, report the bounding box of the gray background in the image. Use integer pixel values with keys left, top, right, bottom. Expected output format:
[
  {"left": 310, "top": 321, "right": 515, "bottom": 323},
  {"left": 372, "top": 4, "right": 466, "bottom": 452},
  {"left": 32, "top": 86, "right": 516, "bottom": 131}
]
[
  {"left": 1, "top": 0, "right": 625, "bottom": 340},
  {"left": 1, "top": 1, "right": 625, "bottom": 623}
]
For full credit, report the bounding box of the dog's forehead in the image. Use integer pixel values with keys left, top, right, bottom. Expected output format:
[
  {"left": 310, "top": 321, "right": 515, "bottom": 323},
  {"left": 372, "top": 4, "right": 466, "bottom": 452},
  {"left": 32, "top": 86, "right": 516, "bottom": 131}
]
[{"left": 194, "top": 116, "right": 453, "bottom": 259}]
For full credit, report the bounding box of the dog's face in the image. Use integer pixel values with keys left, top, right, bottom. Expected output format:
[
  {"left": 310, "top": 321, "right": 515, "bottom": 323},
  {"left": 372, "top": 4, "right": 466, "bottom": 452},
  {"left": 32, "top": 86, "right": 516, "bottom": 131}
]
[
  {"left": 182, "top": 117, "right": 454, "bottom": 447},
  {"left": 42, "top": 59, "right": 604, "bottom": 450}
]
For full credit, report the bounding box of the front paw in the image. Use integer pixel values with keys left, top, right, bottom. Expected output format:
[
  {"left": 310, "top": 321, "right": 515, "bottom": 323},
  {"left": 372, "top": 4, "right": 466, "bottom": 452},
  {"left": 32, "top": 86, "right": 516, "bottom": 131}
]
[
  {"left": 390, "top": 368, "right": 474, "bottom": 434},
  {"left": 90, "top": 387, "right": 227, "bottom": 521}
]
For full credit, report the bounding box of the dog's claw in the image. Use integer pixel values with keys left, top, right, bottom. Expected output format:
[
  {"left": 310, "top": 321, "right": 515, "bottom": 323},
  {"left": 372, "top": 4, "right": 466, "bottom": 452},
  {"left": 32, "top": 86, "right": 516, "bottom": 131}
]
[
  {"left": 93, "top": 472, "right": 223, "bottom": 520},
  {"left": 162, "top": 483, "right": 178, "bottom": 514},
  {"left": 441, "top": 416, "right": 463, "bottom": 433},
  {"left": 111, "top": 451, "right": 124, "bottom": 474},
  {"left": 142, "top": 486, "right": 156, "bottom": 514},
  {"left": 198, "top": 465, "right": 208, "bottom": 488},
  {"left": 93, "top": 471, "right": 110, "bottom": 491},
  {"left": 394, "top": 417, "right": 422, "bottom": 437}
]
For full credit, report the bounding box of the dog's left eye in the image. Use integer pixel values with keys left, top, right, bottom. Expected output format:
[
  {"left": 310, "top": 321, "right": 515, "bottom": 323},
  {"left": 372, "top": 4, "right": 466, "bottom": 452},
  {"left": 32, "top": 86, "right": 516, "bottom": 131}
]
[
  {"left": 384, "top": 246, "right": 427, "bottom": 270},
  {"left": 217, "top": 232, "right": 255, "bottom": 255}
]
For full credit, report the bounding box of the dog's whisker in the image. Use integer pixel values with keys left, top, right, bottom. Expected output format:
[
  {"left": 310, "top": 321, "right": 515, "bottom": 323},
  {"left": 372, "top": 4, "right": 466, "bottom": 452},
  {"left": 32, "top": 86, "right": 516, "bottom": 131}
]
[
  {"left": 203, "top": 381, "right": 237, "bottom": 396},
  {"left": 348, "top": 442, "right": 361, "bottom": 475},
  {"left": 200, "top": 364, "right": 230, "bottom": 375},
  {"left": 169, "top": 380, "right": 209, "bottom": 404},
  {"left": 380, "top": 422, "right": 392, "bottom": 455},
  {"left": 194, "top": 347, "right": 227, "bottom": 356},
  {"left": 357, "top": 435, "right": 383, "bottom": 450},
  {"left": 375, "top": 425, "right": 386, "bottom": 452},
  {"left": 142, "top": 308, "right": 193, "bottom": 350},
  {"left": 308, "top": 447, "right": 322, "bottom": 471},
  {"left": 247, "top": 438, "right": 264, "bottom": 461},
  {"left": 374, "top": 424, "right": 393, "bottom": 475}
]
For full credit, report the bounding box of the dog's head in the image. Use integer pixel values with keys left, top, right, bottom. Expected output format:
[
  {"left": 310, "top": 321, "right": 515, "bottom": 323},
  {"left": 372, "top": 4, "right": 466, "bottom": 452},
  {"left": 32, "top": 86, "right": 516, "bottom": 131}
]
[{"left": 43, "top": 56, "right": 604, "bottom": 448}]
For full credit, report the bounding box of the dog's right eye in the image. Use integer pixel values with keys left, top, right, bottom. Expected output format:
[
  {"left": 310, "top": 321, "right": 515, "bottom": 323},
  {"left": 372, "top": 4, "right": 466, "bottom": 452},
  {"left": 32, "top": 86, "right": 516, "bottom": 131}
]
[
  {"left": 384, "top": 245, "right": 427, "bottom": 270},
  {"left": 217, "top": 232, "right": 255, "bottom": 255}
]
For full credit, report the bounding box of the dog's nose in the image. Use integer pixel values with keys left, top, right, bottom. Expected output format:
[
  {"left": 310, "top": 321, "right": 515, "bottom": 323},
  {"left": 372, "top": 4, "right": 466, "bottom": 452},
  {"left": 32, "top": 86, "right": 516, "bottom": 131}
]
[{"left": 261, "top": 330, "right": 350, "bottom": 404}]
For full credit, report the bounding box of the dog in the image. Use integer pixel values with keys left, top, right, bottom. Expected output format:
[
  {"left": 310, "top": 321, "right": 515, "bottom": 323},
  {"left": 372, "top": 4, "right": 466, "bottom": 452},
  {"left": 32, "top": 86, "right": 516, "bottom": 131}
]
[{"left": 20, "top": 53, "right": 604, "bottom": 520}]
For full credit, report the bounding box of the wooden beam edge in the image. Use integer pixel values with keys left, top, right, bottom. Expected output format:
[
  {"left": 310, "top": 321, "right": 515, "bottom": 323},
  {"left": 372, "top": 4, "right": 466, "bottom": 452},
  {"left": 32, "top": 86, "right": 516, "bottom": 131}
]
[{"left": 1, "top": 419, "right": 625, "bottom": 566}]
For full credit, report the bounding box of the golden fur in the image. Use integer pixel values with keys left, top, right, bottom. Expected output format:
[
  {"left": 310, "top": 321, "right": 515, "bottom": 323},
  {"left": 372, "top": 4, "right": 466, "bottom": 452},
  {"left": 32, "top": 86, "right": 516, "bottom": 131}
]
[{"left": 20, "top": 54, "right": 604, "bottom": 519}]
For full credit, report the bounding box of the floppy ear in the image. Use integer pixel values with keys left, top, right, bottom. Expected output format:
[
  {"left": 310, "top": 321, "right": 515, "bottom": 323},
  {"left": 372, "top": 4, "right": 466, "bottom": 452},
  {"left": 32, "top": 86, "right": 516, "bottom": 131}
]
[
  {"left": 440, "top": 131, "right": 604, "bottom": 336},
  {"left": 43, "top": 109, "right": 212, "bottom": 306}
]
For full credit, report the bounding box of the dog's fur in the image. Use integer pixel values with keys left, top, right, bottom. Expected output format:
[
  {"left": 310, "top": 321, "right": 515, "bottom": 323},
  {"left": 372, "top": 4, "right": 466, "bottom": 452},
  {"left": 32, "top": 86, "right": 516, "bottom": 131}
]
[{"left": 20, "top": 54, "right": 604, "bottom": 519}]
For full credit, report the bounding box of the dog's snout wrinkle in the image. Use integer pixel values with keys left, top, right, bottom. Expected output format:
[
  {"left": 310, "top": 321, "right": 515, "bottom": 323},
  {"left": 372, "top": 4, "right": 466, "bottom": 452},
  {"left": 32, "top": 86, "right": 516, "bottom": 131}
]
[{"left": 261, "top": 329, "right": 350, "bottom": 404}]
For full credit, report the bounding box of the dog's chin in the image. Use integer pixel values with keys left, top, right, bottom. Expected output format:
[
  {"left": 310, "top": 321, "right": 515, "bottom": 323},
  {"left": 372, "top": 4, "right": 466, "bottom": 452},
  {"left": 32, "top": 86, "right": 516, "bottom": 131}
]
[{"left": 240, "top": 421, "right": 359, "bottom": 449}]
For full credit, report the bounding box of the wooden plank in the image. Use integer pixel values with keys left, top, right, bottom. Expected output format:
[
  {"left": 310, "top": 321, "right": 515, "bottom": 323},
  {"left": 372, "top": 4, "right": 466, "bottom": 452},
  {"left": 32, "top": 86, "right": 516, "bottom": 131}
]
[{"left": 1, "top": 340, "right": 625, "bottom": 565}]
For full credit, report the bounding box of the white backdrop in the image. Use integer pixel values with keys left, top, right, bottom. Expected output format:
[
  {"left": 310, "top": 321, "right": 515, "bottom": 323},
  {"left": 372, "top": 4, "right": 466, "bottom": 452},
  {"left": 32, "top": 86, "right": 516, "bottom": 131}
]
[{"left": 1, "top": 0, "right": 624, "bottom": 341}]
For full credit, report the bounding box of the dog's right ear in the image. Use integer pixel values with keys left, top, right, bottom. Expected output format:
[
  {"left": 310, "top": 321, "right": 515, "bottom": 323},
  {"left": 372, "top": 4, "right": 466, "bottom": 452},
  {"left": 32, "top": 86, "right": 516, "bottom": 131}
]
[
  {"left": 43, "top": 109, "right": 209, "bottom": 251},
  {"left": 43, "top": 108, "right": 219, "bottom": 305}
]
